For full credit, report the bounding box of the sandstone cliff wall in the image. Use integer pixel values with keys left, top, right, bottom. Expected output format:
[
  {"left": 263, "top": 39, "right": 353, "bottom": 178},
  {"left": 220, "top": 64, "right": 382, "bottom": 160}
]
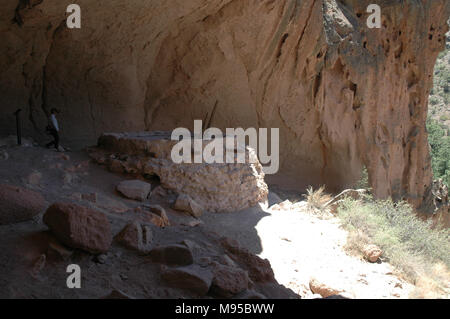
[{"left": 0, "top": 0, "right": 449, "bottom": 211}]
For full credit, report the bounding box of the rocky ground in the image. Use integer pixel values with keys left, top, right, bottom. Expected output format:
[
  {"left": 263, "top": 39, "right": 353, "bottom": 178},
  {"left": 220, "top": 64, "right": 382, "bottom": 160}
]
[{"left": 0, "top": 138, "right": 415, "bottom": 299}]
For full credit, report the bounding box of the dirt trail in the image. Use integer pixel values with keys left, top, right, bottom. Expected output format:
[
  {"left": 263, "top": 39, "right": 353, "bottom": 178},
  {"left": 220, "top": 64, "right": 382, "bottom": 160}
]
[
  {"left": 202, "top": 199, "right": 414, "bottom": 299},
  {"left": 255, "top": 206, "right": 414, "bottom": 298}
]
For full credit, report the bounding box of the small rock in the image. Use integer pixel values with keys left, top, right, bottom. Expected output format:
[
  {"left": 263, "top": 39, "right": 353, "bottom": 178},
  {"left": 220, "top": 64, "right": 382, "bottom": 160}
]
[
  {"left": 81, "top": 193, "right": 97, "bottom": 203},
  {"left": 218, "top": 254, "right": 237, "bottom": 267},
  {"left": 149, "top": 244, "right": 193, "bottom": 266},
  {"left": 94, "top": 254, "right": 108, "bottom": 264},
  {"left": 116, "top": 180, "right": 151, "bottom": 201},
  {"left": 161, "top": 265, "right": 213, "bottom": 296},
  {"left": 76, "top": 160, "right": 90, "bottom": 171},
  {"left": 139, "top": 205, "right": 170, "bottom": 227},
  {"left": 70, "top": 192, "right": 82, "bottom": 201},
  {"left": 182, "top": 219, "right": 204, "bottom": 227},
  {"left": 63, "top": 172, "right": 73, "bottom": 184},
  {"left": 60, "top": 154, "right": 70, "bottom": 161},
  {"left": 309, "top": 277, "right": 346, "bottom": 298},
  {"left": 210, "top": 263, "right": 249, "bottom": 298},
  {"left": 43, "top": 202, "right": 112, "bottom": 254},
  {"left": 0, "top": 150, "right": 8, "bottom": 161},
  {"left": 115, "top": 220, "right": 153, "bottom": 253},
  {"left": 173, "top": 194, "right": 204, "bottom": 218},
  {"left": 150, "top": 186, "right": 168, "bottom": 198},
  {"left": 278, "top": 200, "right": 293, "bottom": 209},
  {"left": 0, "top": 184, "right": 47, "bottom": 225},
  {"left": 31, "top": 254, "right": 46, "bottom": 277},
  {"left": 270, "top": 200, "right": 292, "bottom": 211},
  {"left": 362, "top": 244, "right": 383, "bottom": 263}
]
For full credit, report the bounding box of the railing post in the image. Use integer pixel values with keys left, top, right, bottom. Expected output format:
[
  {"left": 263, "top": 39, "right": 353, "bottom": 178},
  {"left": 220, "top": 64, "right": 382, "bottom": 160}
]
[{"left": 13, "top": 109, "right": 22, "bottom": 146}]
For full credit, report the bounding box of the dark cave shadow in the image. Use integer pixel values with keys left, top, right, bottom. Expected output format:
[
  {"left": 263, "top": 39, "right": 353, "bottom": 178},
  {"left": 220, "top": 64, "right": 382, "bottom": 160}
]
[{"left": 200, "top": 203, "right": 271, "bottom": 255}]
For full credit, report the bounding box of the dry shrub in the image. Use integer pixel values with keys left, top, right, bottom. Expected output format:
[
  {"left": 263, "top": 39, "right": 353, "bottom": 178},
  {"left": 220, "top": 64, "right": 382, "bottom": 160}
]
[{"left": 304, "top": 186, "right": 332, "bottom": 211}]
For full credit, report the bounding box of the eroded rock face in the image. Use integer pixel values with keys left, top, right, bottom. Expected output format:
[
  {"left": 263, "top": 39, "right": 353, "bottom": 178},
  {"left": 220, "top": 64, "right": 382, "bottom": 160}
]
[
  {"left": 0, "top": 1, "right": 449, "bottom": 211},
  {"left": 89, "top": 132, "right": 268, "bottom": 213}
]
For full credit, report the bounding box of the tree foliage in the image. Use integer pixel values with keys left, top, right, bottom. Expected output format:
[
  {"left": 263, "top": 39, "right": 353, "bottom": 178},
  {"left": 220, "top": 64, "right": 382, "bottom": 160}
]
[{"left": 427, "top": 117, "right": 450, "bottom": 186}]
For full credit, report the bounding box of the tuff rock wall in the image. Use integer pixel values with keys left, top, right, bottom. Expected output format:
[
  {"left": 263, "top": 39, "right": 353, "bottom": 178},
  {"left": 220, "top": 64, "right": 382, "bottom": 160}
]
[{"left": 0, "top": 0, "right": 449, "bottom": 211}]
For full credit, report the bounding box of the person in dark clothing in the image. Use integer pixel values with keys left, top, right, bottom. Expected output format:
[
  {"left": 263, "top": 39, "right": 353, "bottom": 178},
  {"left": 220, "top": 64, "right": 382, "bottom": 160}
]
[{"left": 46, "top": 108, "right": 61, "bottom": 150}]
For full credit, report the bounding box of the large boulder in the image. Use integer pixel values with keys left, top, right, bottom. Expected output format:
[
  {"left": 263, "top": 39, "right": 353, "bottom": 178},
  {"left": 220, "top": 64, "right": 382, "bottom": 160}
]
[
  {"left": 0, "top": 184, "right": 47, "bottom": 225},
  {"left": 43, "top": 202, "right": 112, "bottom": 254},
  {"left": 89, "top": 132, "right": 268, "bottom": 213}
]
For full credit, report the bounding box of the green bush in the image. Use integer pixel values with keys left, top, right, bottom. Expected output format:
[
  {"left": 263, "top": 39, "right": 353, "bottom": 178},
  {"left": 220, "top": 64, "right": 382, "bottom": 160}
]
[
  {"left": 427, "top": 117, "right": 450, "bottom": 186},
  {"left": 429, "top": 96, "right": 439, "bottom": 105},
  {"left": 354, "top": 166, "right": 370, "bottom": 189}
]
